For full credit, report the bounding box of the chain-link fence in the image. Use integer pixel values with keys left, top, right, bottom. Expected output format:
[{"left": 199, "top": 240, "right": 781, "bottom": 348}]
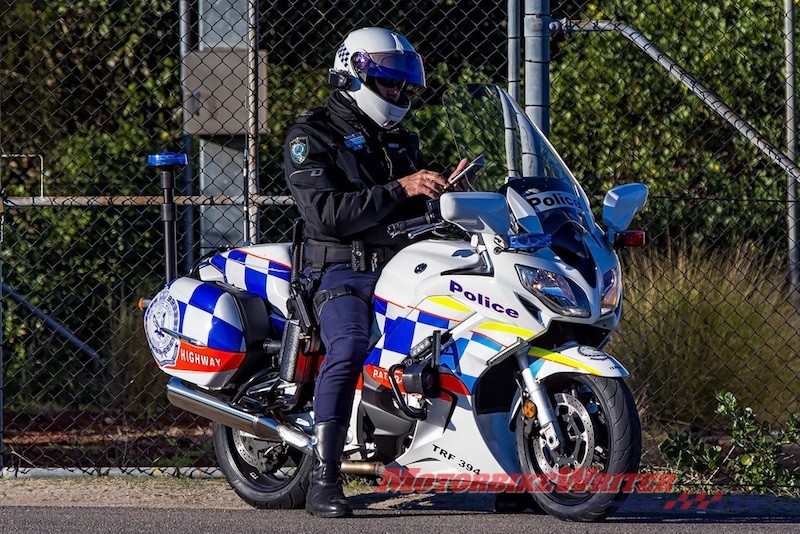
[{"left": 2, "top": 1, "right": 799, "bottom": 490}]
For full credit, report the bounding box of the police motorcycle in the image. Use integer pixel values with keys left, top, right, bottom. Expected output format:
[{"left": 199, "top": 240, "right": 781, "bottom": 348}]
[{"left": 143, "top": 83, "right": 647, "bottom": 521}]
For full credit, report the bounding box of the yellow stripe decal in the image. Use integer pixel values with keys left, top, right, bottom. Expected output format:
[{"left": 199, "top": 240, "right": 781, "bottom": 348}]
[
  {"left": 476, "top": 322, "right": 535, "bottom": 339},
  {"left": 527, "top": 347, "right": 601, "bottom": 375},
  {"left": 428, "top": 296, "right": 472, "bottom": 313}
]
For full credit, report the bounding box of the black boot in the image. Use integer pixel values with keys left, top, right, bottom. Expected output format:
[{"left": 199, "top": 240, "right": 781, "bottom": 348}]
[{"left": 306, "top": 422, "right": 352, "bottom": 518}]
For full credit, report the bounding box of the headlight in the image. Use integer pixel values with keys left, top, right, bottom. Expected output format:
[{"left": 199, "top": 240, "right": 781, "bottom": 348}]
[
  {"left": 601, "top": 267, "right": 621, "bottom": 315},
  {"left": 515, "top": 265, "right": 591, "bottom": 318}
]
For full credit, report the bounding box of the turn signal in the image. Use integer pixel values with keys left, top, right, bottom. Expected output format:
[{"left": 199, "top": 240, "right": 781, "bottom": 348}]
[
  {"left": 615, "top": 230, "right": 646, "bottom": 248},
  {"left": 522, "top": 399, "right": 537, "bottom": 419}
]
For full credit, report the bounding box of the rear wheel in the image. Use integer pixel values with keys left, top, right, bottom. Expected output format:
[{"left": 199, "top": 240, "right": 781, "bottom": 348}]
[
  {"left": 515, "top": 375, "right": 641, "bottom": 521},
  {"left": 212, "top": 422, "right": 312, "bottom": 509}
]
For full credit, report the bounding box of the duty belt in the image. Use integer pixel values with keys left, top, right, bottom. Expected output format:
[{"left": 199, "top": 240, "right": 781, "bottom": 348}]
[{"left": 304, "top": 241, "right": 396, "bottom": 271}]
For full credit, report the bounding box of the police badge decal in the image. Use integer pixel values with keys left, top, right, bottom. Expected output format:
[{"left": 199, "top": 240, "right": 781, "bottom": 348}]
[
  {"left": 144, "top": 289, "right": 180, "bottom": 367},
  {"left": 290, "top": 136, "right": 309, "bottom": 164}
]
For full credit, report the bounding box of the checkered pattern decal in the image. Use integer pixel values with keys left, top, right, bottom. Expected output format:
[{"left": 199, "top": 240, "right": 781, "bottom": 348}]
[
  {"left": 210, "top": 248, "right": 291, "bottom": 303},
  {"left": 369, "top": 296, "right": 459, "bottom": 365},
  {"left": 366, "top": 295, "right": 500, "bottom": 393},
  {"left": 149, "top": 277, "right": 246, "bottom": 357},
  {"left": 144, "top": 277, "right": 253, "bottom": 388},
  {"left": 336, "top": 43, "right": 348, "bottom": 66}
]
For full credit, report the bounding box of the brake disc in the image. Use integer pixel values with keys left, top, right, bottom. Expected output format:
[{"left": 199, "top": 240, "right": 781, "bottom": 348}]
[
  {"left": 532, "top": 392, "right": 596, "bottom": 474},
  {"left": 231, "top": 430, "right": 287, "bottom": 473}
]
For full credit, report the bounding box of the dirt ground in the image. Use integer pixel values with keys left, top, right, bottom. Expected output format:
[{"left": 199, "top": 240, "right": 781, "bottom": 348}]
[
  {"left": 0, "top": 476, "right": 487, "bottom": 512},
  {"left": 0, "top": 477, "right": 255, "bottom": 509}
]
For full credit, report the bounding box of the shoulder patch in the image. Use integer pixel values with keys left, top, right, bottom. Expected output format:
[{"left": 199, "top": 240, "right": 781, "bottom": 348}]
[{"left": 290, "top": 136, "right": 309, "bottom": 164}]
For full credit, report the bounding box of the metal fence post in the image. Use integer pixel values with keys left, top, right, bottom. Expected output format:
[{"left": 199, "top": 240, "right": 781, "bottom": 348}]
[
  {"left": 179, "top": 0, "right": 196, "bottom": 272},
  {"left": 524, "top": 0, "right": 551, "bottom": 137},
  {"left": 508, "top": 0, "right": 521, "bottom": 103},
  {"left": 245, "top": 0, "right": 260, "bottom": 245},
  {"left": 785, "top": 0, "right": 799, "bottom": 303},
  {"left": 0, "top": 198, "right": 4, "bottom": 474}
]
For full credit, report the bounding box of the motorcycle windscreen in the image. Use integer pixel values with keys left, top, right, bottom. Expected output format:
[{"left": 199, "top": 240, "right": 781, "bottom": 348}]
[{"left": 442, "top": 83, "right": 594, "bottom": 228}]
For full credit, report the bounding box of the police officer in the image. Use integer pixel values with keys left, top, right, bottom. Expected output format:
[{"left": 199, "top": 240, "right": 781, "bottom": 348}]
[{"left": 284, "top": 27, "right": 467, "bottom": 518}]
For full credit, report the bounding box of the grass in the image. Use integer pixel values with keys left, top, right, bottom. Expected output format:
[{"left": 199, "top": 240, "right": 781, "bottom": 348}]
[{"left": 609, "top": 243, "right": 800, "bottom": 431}]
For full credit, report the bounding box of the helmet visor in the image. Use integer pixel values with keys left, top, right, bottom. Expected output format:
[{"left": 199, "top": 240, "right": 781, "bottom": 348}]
[{"left": 352, "top": 51, "right": 426, "bottom": 88}]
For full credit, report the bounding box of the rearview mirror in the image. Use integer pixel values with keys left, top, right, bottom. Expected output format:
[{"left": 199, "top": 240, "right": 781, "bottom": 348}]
[
  {"left": 439, "top": 192, "right": 511, "bottom": 235},
  {"left": 602, "top": 183, "right": 648, "bottom": 234}
]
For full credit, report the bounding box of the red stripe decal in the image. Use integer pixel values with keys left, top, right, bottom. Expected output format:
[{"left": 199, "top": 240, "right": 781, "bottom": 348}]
[
  {"left": 164, "top": 341, "right": 246, "bottom": 372},
  {"left": 364, "top": 365, "right": 470, "bottom": 396}
]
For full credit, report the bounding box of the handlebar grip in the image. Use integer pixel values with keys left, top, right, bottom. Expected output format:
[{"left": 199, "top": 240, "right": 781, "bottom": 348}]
[{"left": 387, "top": 214, "right": 433, "bottom": 237}]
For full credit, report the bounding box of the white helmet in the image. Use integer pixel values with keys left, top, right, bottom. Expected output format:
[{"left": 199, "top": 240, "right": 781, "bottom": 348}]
[{"left": 332, "top": 27, "right": 426, "bottom": 129}]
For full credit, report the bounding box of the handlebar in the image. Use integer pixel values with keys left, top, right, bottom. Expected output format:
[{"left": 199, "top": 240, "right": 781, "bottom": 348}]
[{"left": 387, "top": 212, "right": 440, "bottom": 238}]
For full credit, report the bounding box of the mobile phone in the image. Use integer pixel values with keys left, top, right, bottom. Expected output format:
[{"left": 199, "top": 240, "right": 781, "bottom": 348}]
[{"left": 442, "top": 154, "right": 485, "bottom": 192}]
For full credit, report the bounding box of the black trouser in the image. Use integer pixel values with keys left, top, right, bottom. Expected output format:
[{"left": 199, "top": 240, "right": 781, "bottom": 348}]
[{"left": 309, "top": 263, "right": 379, "bottom": 426}]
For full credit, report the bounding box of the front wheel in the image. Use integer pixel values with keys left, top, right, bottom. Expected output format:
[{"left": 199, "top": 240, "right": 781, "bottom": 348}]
[
  {"left": 212, "top": 422, "right": 312, "bottom": 509},
  {"left": 516, "top": 375, "right": 641, "bottom": 522}
]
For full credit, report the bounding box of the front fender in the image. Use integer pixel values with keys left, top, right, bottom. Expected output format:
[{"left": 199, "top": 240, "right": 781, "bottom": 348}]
[
  {"left": 508, "top": 345, "right": 629, "bottom": 431},
  {"left": 527, "top": 345, "right": 628, "bottom": 379}
]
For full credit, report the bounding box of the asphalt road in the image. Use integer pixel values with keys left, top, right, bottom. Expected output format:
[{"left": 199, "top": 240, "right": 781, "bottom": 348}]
[{"left": 2, "top": 479, "right": 800, "bottom": 533}]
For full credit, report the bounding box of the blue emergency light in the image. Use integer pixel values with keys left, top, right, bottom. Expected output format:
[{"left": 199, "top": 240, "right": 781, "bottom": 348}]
[{"left": 147, "top": 152, "right": 188, "bottom": 168}]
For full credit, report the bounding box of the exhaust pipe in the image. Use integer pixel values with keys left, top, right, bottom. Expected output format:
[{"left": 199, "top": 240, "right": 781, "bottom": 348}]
[
  {"left": 341, "top": 460, "right": 385, "bottom": 478},
  {"left": 166, "top": 377, "right": 313, "bottom": 454}
]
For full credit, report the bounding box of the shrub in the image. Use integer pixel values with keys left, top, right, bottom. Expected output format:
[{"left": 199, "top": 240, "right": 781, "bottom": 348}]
[{"left": 660, "top": 390, "right": 800, "bottom": 494}]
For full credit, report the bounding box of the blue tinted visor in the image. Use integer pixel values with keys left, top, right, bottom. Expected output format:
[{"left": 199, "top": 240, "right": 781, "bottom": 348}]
[{"left": 352, "top": 51, "right": 426, "bottom": 88}]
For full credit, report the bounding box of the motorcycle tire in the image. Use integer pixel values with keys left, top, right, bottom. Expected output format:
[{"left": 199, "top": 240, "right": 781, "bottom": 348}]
[
  {"left": 515, "top": 375, "right": 641, "bottom": 522},
  {"left": 212, "top": 422, "right": 312, "bottom": 509}
]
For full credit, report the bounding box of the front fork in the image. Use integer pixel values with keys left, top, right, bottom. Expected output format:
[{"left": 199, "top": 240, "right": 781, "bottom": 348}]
[{"left": 515, "top": 349, "right": 564, "bottom": 449}]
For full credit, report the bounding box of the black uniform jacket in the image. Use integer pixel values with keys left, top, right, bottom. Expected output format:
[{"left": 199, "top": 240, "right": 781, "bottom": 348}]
[{"left": 284, "top": 91, "right": 430, "bottom": 255}]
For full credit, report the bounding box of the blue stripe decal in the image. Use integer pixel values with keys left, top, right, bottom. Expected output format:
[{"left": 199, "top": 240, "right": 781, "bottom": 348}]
[
  {"left": 365, "top": 347, "right": 382, "bottom": 365},
  {"left": 268, "top": 262, "right": 291, "bottom": 281},
  {"left": 529, "top": 358, "right": 545, "bottom": 376},
  {"left": 228, "top": 249, "right": 248, "bottom": 263},
  {"left": 382, "top": 315, "right": 402, "bottom": 340},
  {"left": 374, "top": 297, "right": 388, "bottom": 316},
  {"left": 470, "top": 332, "right": 503, "bottom": 352},
  {"left": 417, "top": 310, "right": 449, "bottom": 329},
  {"left": 210, "top": 254, "right": 227, "bottom": 272},
  {"left": 383, "top": 318, "right": 415, "bottom": 355},
  {"left": 177, "top": 301, "right": 187, "bottom": 322},
  {"left": 438, "top": 341, "right": 463, "bottom": 374},
  {"left": 454, "top": 372, "right": 477, "bottom": 393},
  {"left": 439, "top": 339, "right": 476, "bottom": 393}
]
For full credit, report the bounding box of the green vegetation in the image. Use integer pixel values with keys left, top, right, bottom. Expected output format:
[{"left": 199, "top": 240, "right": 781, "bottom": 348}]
[
  {"left": 552, "top": 0, "right": 786, "bottom": 248},
  {"left": 660, "top": 391, "right": 800, "bottom": 495}
]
